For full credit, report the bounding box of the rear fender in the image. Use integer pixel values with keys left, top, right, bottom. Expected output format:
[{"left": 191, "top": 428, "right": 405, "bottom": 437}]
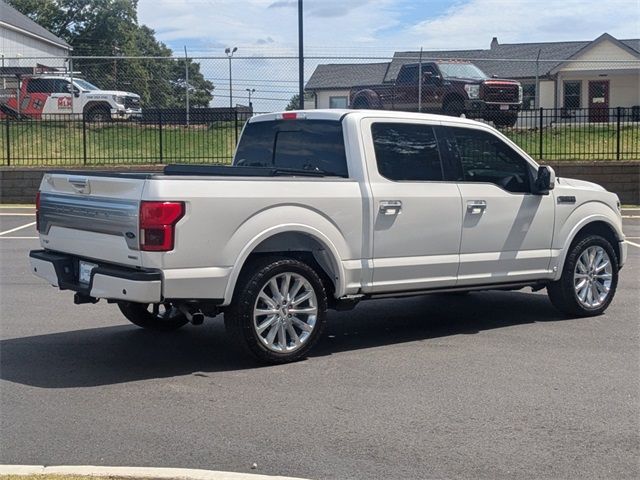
[{"left": 222, "top": 206, "right": 352, "bottom": 305}]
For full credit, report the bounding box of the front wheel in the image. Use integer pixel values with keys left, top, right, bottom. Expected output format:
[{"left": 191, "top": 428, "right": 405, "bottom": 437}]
[
  {"left": 118, "top": 301, "right": 189, "bottom": 331},
  {"left": 85, "top": 106, "right": 111, "bottom": 123},
  {"left": 224, "top": 256, "right": 328, "bottom": 364},
  {"left": 547, "top": 235, "right": 618, "bottom": 317},
  {"left": 493, "top": 113, "right": 518, "bottom": 128},
  {"left": 443, "top": 99, "right": 465, "bottom": 118}
]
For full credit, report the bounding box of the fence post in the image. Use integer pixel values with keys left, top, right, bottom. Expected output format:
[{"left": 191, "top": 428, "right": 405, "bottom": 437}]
[
  {"left": 82, "top": 114, "right": 87, "bottom": 165},
  {"left": 234, "top": 109, "right": 239, "bottom": 145},
  {"left": 616, "top": 106, "right": 621, "bottom": 160},
  {"left": 158, "top": 110, "right": 163, "bottom": 163},
  {"left": 539, "top": 107, "right": 544, "bottom": 160},
  {"left": 4, "top": 116, "right": 9, "bottom": 166}
]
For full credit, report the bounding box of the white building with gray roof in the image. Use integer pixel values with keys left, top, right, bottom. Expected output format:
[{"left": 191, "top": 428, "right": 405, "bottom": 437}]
[
  {"left": 306, "top": 33, "right": 639, "bottom": 119},
  {"left": 1, "top": 0, "right": 71, "bottom": 69}
]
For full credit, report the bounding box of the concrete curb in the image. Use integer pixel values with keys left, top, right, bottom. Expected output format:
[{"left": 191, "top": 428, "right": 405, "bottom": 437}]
[{"left": 0, "top": 465, "right": 310, "bottom": 480}]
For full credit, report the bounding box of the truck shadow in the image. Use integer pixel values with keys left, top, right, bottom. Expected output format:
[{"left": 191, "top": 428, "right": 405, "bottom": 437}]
[{"left": 0, "top": 291, "right": 570, "bottom": 389}]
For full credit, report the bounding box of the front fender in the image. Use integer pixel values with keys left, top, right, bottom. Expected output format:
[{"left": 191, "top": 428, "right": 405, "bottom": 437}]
[
  {"left": 221, "top": 205, "right": 354, "bottom": 305},
  {"left": 552, "top": 201, "right": 623, "bottom": 280}
]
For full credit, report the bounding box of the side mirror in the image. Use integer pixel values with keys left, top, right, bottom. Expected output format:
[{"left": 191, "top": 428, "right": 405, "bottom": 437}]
[
  {"left": 66, "top": 84, "right": 80, "bottom": 97},
  {"left": 422, "top": 72, "right": 441, "bottom": 84},
  {"left": 535, "top": 165, "right": 555, "bottom": 194}
]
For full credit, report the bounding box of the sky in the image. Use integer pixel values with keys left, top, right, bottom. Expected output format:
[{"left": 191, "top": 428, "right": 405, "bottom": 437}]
[{"left": 136, "top": 0, "right": 640, "bottom": 109}]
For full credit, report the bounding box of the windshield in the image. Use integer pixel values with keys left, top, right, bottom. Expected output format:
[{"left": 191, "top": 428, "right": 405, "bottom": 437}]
[
  {"left": 437, "top": 63, "right": 488, "bottom": 80},
  {"left": 74, "top": 79, "right": 99, "bottom": 90}
]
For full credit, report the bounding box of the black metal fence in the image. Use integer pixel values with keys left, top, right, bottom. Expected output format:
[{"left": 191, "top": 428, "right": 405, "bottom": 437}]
[
  {"left": 1, "top": 110, "right": 253, "bottom": 166},
  {"left": 507, "top": 106, "right": 640, "bottom": 160},
  {"left": 1, "top": 107, "right": 639, "bottom": 166}
]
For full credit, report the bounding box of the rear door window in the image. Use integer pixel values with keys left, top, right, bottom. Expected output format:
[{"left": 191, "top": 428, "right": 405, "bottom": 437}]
[
  {"left": 371, "top": 122, "right": 444, "bottom": 181},
  {"left": 234, "top": 119, "right": 348, "bottom": 176}
]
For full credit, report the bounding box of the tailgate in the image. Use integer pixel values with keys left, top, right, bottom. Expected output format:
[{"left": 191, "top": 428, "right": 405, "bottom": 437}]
[{"left": 38, "top": 172, "right": 149, "bottom": 267}]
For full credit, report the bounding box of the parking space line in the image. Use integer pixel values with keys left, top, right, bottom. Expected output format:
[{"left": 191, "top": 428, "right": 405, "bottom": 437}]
[
  {"left": 0, "top": 236, "right": 39, "bottom": 239},
  {"left": 623, "top": 216, "right": 640, "bottom": 219},
  {"left": 626, "top": 240, "right": 640, "bottom": 249},
  {"left": 0, "top": 213, "right": 36, "bottom": 216},
  {"left": 0, "top": 222, "right": 36, "bottom": 236}
]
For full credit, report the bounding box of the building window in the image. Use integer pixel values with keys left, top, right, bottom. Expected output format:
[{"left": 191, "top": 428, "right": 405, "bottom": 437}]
[
  {"left": 563, "top": 81, "right": 581, "bottom": 109},
  {"left": 329, "top": 96, "right": 348, "bottom": 109},
  {"left": 521, "top": 83, "right": 536, "bottom": 110}
]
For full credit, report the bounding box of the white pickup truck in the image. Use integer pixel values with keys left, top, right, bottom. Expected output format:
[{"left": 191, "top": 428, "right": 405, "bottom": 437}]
[{"left": 29, "top": 110, "right": 627, "bottom": 363}]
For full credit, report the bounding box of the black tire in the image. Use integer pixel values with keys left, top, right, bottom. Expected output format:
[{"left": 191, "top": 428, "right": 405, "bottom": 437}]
[
  {"left": 118, "top": 301, "right": 189, "bottom": 331},
  {"left": 352, "top": 97, "right": 370, "bottom": 109},
  {"left": 493, "top": 113, "right": 518, "bottom": 128},
  {"left": 443, "top": 98, "right": 465, "bottom": 117},
  {"left": 547, "top": 234, "right": 619, "bottom": 317},
  {"left": 85, "top": 106, "right": 111, "bottom": 123},
  {"left": 224, "top": 256, "right": 328, "bottom": 364}
]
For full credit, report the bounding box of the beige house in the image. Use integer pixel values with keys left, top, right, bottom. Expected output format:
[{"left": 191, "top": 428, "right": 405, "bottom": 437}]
[{"left": 306, "top": 33, "right": 640, "bottom": 120}]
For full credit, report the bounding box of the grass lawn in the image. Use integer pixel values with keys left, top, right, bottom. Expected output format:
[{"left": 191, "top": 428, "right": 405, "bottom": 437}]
[
  {"left": 0, "top": 120, "right": 638, "bottom": 166},
  {"left": 1, "top": 121, "right": 238, "bottom": 166},
  {"left": 504, "top": 124, "right": 640, "bottom": 160}
]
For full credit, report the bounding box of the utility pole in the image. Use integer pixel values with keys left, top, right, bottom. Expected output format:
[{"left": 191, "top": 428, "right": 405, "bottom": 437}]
[
  {"left": 184, "top": 46, "right": 190, "bottom": 126},
  {"left": 418, "top": 47, "right": 423, "bottom": 112},
  {"left": 298, "top": 0, "right": 304, "bottom": 109},
  {"left": 225, "top": 47, "right": 237, "bottom": 110}
]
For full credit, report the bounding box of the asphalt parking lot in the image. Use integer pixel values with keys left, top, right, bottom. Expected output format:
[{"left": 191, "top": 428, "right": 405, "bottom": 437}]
[{"left": 1, "top": 207, "right": 639, "bottom": 480}]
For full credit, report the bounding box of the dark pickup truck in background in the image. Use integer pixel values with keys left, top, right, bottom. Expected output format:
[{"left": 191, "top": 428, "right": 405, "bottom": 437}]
[{"left": 350, "top": 61, "right": 522, "bottom": 127}]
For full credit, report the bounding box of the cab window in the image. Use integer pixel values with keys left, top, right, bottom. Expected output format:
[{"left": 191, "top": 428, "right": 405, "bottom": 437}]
[
  {"left": 234, "top": 119, "right": 348, "bottom": 177},
  {"left": 447, "top": 127, "right": 532, "bottom": 193},
  {"left": 371, "top": 123, "right": 444, "bottom": 181}
]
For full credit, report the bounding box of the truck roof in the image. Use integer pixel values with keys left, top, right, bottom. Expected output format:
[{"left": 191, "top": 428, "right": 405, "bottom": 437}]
[{"left": 250, "top": 109, "right": 488, "bottom": 128}]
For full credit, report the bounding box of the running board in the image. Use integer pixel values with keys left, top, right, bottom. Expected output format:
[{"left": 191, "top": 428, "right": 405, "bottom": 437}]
[{"left": 365, "top": 281, "right": 546, "bottom": 300}]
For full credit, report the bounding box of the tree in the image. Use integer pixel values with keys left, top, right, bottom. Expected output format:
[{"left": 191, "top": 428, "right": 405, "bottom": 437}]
[
  {"left": 7, "top": 0, "right": 214, "bottom": 108},
  {"left": 285, "top": 92, "right": 314, "bottom": 110}
]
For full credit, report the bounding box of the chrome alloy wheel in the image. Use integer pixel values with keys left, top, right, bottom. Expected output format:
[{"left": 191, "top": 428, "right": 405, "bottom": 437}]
[
  {"left": 253, "top": 272, "right": 318, "bottom": 353},
  {"left": 573, "top": 245, "right": 613, "bottom": 309}
]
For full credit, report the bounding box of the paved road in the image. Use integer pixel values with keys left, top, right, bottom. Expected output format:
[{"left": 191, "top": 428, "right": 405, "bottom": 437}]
[{"left": 1, "top": 209, "right": 639, "bottom": 480}]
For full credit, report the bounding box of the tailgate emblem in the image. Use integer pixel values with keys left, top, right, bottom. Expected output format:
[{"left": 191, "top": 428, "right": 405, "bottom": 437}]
[{"left": 68, "top": 176, "right": 91, "bottom": 194}]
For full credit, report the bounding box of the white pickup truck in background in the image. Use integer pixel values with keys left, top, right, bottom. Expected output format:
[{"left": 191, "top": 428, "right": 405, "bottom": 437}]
[{"left": 30, "top": 110, "right": 627, "bottom": 363}]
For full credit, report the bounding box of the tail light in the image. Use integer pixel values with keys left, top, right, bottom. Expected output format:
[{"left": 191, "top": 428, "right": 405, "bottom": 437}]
[
  {"left": 35, "top": 191, "right": 41, "bottom": 232},
  {"left": 139, "top": 201, "right": 184, "bottom": 251}
]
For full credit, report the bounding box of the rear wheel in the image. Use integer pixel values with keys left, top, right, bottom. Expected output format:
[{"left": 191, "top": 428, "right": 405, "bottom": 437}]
[
  {"left": 352, "top": 97, "right": 370, "bottom": 109},
  {"left": 225, "top": 256, "right": 328, "bottom": 364},
  {"left": 118, "top": 301, "right": 188, "bottom": 331},
  {"left": 547, "top": 234, "right": 618, "bottom": 317}
]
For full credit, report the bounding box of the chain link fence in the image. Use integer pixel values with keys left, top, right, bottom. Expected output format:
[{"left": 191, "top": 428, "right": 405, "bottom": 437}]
[{"left": 1, "top": 53, "right": 639, "bottom": 165}]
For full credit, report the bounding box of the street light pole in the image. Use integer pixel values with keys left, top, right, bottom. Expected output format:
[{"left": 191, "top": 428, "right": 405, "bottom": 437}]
[
  {"left": 246, "top": 88, "right": 255, "bottom": 110},
  {"left": 225, "top": 47, "right": 237, "bottom": 110},
  {"left": 298, "top": 0, "right": 304, "bottom": 109}
]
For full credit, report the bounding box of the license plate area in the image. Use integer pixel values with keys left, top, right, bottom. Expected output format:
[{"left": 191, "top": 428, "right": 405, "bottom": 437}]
[
  {"left": 79, "top": 260, "right": 98, "bottom": 285},
  {"left": 499, "top": 104, "right": 509, "bottom": 110}
]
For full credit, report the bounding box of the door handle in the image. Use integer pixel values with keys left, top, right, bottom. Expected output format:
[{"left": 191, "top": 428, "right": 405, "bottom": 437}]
[
  {"left": 466, "top": 200, "right": 487, "bottom": 215},
  {"left": 379, "top": 200, "right": 402, "bottom": 216}
]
